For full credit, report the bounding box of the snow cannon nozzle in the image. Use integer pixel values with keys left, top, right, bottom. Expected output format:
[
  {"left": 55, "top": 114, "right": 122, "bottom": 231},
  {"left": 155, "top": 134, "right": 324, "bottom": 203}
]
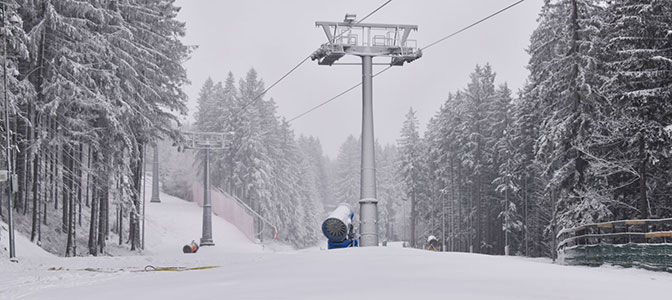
[{"left": 321, "top": 203, "right": 358, "bottom": 249}]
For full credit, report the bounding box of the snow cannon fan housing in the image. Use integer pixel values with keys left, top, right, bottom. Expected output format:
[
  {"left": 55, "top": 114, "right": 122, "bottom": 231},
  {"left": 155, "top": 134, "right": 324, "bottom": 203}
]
[{"left": 322, "top": 203, "right": 355, "bottom": 243}]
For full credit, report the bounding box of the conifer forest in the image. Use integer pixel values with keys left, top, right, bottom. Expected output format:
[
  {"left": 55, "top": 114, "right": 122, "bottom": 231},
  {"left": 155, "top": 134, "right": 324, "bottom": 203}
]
[{"left": 1, "top": 0, "right": 672, "bottom": 261}]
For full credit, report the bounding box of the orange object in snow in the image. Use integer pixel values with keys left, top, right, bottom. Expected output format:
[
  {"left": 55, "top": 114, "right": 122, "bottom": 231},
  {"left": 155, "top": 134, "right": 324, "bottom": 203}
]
[{"left": 183, "top": 241, "right": 199, "bottom": 254}]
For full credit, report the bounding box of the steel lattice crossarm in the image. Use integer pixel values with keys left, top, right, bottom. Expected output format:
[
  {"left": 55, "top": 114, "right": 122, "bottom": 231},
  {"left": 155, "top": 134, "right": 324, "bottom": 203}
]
[
  {"left": 180, "top": 131, "right": 232, "bottom": 150},
  {"left": 311, "top": 16, "right": 422, "bottom": 66}
]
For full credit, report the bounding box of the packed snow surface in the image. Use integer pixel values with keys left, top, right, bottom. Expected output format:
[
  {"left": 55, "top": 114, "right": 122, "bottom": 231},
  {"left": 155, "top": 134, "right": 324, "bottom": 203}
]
[
  {"left": 1, "top": 222, "right": 54, "bottom": 260},
  {"left": 2, "top": 191, "right": 671, "bottom": 299}
]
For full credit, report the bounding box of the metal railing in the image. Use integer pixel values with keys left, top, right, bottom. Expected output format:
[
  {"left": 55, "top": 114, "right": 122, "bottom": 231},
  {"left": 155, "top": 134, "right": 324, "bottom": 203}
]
[
  {"left": 557, "top": 218, "right": 672, "bottom": 271},
  {"left": 215, "top": 187, "right": 278, "bottom": 241}
]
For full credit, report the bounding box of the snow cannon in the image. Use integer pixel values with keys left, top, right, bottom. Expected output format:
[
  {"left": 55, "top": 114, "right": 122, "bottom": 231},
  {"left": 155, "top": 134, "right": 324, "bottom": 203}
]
[
  {"left": 183, "top": 241, "right": 199, "bottom": 254},
  {"left": 427, "top": 235, "right": 440, "bottom": 251},
  {"left": 322, "top": 203, "right": 358, "bottom": 249}
]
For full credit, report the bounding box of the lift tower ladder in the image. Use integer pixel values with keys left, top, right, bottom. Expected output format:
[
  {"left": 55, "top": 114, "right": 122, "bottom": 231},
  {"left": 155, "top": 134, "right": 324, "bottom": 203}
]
[{"left": 311, "top": 15, "right": 421, "bottom": 247}]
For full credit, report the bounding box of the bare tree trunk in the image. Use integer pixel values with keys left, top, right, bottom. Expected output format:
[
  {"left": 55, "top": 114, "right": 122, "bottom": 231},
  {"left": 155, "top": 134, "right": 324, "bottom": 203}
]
[
  {"left": 475, "top": 176, "right": 482, "bottom": 254},
  {"left": 39, "top": 147, "right": 47, "bottom": 242},
  {"left": 86, "top": 145, "right": 91, "bottom": 208},
  {"left": 29, "top": 112, "right": 41, "bottom": 241},
  {"left": 410, "top": 191, "right": 416, "bottom": 248},
  {"left": 130, "top": 143, "right": 144, "bottom": 250},
  {"left": 129, "top": 205, "right": 135, "bottom": 248},
  {"left": 450, "top": 158, "right": 455, "bottom": 252},
  {"left": 74, "top": 144, "right": 82, "bottom": 256},
  {"left": 78, "top": 144, "right": 83, "bottom": 226},
  {"left": 43, "top": 139, "right": 48, "bottom": 226},
  {"left": 42, "top": 147, "right": 48, "bottom": 226},
  {"left": 30, "top": 137, "right": 41, "bottom": 242},
  {"left": 53, "top": 120, "right": 59, "bottom": 211},
  {"left": 20, "top": 103, "right": 31, "bottom": 215},
  {"left": 639, "top": 133, "right": 648, "bottom": 219},
  {"left": 118, "top": 205, "right": 123, "bottom": 245},
  {"left": 62, "top": 145, "right": 70, "bottom": 233},
  {"left": 98, "top": 165, "right": 109, "bottom": 254},
  {"left": 47, "top": 118, "right": 54, "bottom": 224},
  {"left": 65, "top": 146, "right": 76, "bottom": 256},
  {"left": 468, "top": 182, "right": 473, "bottom": 253},
  {"left": 88, "top": 151, "right": 99, "bottom": 256},
  {"left": 98, "top": 185, "right": 108, "bottom": 253}
]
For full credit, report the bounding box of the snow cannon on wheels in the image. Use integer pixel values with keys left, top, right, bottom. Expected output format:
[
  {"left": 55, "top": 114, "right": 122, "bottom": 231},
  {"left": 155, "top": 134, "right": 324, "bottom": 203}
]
[
  {"left": 322, "top": 203, "right": 358, "bottom": 249},
  {"left": 183, "top": 240, "right": 199, "bottom": 254}
]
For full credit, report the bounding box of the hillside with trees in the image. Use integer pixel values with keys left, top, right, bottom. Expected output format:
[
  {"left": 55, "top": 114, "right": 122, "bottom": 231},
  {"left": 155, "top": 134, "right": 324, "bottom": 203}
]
[{"left": 400, "top": 0, "right": 672, "bottom": 257}]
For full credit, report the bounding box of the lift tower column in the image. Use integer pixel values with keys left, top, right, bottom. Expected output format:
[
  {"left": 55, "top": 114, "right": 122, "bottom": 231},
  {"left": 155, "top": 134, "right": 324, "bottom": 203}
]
[
  {"left": 181, "top": 132, "right": 231, "bottom": 246},
  {"left": 311, "top": 15, "right": 421, "bottom": 247}
]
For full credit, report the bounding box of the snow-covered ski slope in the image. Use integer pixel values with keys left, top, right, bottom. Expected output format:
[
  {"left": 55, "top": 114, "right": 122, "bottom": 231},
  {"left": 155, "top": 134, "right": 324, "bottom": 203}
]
[
  {"left": 0, "top": 222, "right": 54, "bottom": 260},
  {"left": 142, "top": 190, "right": 262, "bottom": 255},
  {"left": 2, "top": 191, "right": 671, "bottom": 299}
]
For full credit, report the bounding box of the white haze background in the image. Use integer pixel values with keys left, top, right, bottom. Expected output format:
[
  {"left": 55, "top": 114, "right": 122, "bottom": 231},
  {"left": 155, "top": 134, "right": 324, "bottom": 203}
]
[{"left": 175, "top": 0, "right": 544, "bottom": 157}]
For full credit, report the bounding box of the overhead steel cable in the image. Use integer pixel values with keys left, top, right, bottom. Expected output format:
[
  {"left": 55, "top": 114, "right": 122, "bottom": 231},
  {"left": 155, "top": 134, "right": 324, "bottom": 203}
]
[
  {"left": 286, "top": 66, "right": 392, "bottom": 123},
  {"left": 237, "top": 0, "right": 394, "bottom": 112},
  {"left": 359, "top": 0, "right": 392, "bottom": 24},
  {"left": 239, "top": 56, "right": 311, "bottom": 112},
  {"left": 421, "top": 0, "right": 526, "bottom": 51},
  {"left": 286, "top": 0, "right": 526, "bottom": 123}
]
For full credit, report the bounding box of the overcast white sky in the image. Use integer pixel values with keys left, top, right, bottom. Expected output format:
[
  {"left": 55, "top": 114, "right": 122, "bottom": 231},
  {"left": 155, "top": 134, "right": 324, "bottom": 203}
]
[{"left": 174, "top": 0, "right": 544, "bottom": 158}]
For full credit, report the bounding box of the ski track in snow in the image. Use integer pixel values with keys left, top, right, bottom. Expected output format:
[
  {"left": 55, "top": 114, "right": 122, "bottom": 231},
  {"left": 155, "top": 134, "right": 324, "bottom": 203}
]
[{"left": 2, "top": 190, "right": 672, "bottom": 299}]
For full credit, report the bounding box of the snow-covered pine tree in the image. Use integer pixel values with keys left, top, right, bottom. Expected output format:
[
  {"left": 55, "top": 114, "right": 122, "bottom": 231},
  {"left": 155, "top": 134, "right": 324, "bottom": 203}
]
[
  {"left": 420, "top": 65, "right": 518, "bottom": 254},
  {"left": 109, "top": 0, "right": 190, "bottom": 251},
  {"left": 193, "top": 77, "right": 228, "bottom": 188},
  {"left": 7, "top": 0, "right": 190, "bottom": 255},
  {"left": 420, "top": 116, "right": 446, "bottom": 248},
  {"left": 230, "top": 69, "right": 275, "bottom": 241},
  {"left": 192, "top": 69, "right": 328, "bottom": 247},
  {"left": 1, "top": 0, "right": 33, "bottom": 221},
  {"left": 194, "top": 77, "right": 218, "bottom": 131},
  {"left": 511, "top": 87, "right": 549, "bottom": 257},
  {"left": 427, "top": 93, "right": 470, "bottom": 252},
  {"left": 19, "top": 0, "right": 122, "bottom": 255},
  {"left": 274, "top": 122, "right": 320, "bottom": 247},
  {"left": 333, "top": 135, "right": 360, "bottom": 209},
  {"left": 376, "top": 144, "right": 402, "bottom": 242},
  {"left": 601, "top": 0, "right": 672, "bottom": 220},
  {"left": 397, "top": 108, "right": 425, "bottom": 248},
  {"left": 527, "top": 0, "right": 611, "bottom": 234},
  {"left": 491, "top": 84, "right": 523, "bottom": 255},
  {"left": 461, "top": 64, "right": 499, "bottom": 253},
  {"left": 212, "top": 73, "right": 238, "bottom": 186},
  {"left": 297, "top": 135, "right": 328, "bottom": 217}
]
